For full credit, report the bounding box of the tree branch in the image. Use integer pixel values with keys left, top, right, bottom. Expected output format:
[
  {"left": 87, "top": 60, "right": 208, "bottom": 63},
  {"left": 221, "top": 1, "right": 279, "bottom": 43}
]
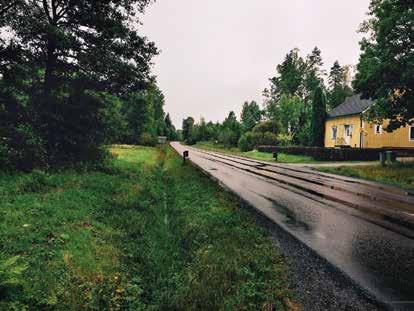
[
  {"left": 0, "top": 1, "right": 20, "bottom": 16},
  {"left": 42, "top": 0, "right": 53, "bottom": 23}
]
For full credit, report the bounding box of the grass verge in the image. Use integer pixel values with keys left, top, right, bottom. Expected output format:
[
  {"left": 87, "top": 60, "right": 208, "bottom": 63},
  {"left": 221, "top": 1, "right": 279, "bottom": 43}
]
[
  {"left": 193, "top": 141, "right": 317, "bottom": 164},
  {"left": 0, "top": 145, "right": 296, "bottom": 310},
  {"left": 317, "top": 162, "right": 414, "bottom": 190}
]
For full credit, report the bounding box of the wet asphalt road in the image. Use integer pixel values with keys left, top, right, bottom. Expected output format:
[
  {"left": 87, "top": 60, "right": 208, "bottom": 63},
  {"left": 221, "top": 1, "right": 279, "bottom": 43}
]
[{"left": 171, "top": 142, "right": 414, "bottom": 311}]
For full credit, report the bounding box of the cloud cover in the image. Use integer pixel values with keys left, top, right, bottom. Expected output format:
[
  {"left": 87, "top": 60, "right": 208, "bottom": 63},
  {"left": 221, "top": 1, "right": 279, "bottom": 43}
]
[{"left": 141, "top": 0, "right": 370, "bottom": 128}]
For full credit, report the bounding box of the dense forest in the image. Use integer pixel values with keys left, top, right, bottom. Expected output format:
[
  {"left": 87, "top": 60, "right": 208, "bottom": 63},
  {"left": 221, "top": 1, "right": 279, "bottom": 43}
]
[{"left": 0, "top": 0, "right": 177, "bottom": 171}]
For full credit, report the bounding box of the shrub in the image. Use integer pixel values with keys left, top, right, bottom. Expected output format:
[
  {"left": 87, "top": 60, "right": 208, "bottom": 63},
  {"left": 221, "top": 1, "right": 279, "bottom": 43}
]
[
  {"left": 252, "top": 120, "right": 282, "bottom": 135},
  {"left": 0, "top": 124, "right": 47, "bottom": 172},
  {"left": 238, "top": 132, "right": 254, "bottom": 152},
  {"left": 249, "top": 131, "right": 278, "bottom": 149},
  {"left": 277, "top": 133, "right": 293, "bottom": 147},
  {"left": 260, "top": 132, "right": 278, "bottom": 146},
  {"left": 139, "top": 133, "right": 158, "bottom": 146},
  {"left": 218, "top": 129, "right": 239, "bottom": 148}
]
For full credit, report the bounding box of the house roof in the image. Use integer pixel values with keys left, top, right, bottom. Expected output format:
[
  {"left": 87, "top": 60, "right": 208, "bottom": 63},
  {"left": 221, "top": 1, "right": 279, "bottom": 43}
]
[{"left": 328, "top": 95, "right": 374, "bottom": 118}]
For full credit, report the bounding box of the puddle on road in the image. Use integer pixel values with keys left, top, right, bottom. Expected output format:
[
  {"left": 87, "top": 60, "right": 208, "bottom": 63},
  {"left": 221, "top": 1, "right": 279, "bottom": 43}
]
[{"left": 258, "top": 193, "right": 312, "bottom": 232}]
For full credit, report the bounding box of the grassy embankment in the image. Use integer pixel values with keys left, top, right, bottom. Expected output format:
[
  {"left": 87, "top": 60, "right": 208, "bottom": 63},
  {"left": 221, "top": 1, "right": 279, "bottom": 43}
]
[
  {"left": 0, "top": 145, "right": 296, "bottom": 310},
  {"left": 318, "top": 162, "right": 414, "bottom": 190},
  {"left": 194, "top": 141, "right": 317, "bottom": 164}
]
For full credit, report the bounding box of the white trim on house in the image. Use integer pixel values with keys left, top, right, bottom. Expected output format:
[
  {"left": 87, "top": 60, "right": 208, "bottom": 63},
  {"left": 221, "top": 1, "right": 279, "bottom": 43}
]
[{"left": 374, "top": 124, "right": 382, "bottom": 134}]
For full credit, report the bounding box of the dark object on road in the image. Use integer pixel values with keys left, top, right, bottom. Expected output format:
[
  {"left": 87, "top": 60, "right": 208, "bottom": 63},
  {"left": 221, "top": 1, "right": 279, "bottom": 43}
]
[
  {"left": 273, "top": 152, "right": 278, "bottom": 162},
  {"left": 183, "top": 150, "right": 189, "bottom": 164}
]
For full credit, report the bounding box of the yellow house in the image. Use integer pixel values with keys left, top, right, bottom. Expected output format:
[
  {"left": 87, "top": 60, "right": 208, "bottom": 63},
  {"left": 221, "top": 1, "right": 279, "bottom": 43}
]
[{"left": 324, "top": 95, "right": 414, "bottom": 148}]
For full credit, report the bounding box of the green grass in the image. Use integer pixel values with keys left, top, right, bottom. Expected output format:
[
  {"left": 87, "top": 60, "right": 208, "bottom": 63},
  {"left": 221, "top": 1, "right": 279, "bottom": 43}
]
[
  {"left": 0, "top": 145, "right": 296, "bottom": 310},
  {"left": 194, "top": 141, "right": 317, "bottom": 163},
  {"left": 318, "top": 162, "right": 414, "bottom": 190}
]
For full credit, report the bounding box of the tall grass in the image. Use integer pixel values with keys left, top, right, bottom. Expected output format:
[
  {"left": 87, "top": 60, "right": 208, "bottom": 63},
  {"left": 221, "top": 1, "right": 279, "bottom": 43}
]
[{"left": 0, "top": 145, "right": 295, "bottom": 310}]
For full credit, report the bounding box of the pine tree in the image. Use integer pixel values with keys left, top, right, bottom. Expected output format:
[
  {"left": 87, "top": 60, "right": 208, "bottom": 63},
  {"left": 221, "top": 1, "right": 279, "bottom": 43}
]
[{"left": 328, "top": 61, "right": 353, "bottom": 109}]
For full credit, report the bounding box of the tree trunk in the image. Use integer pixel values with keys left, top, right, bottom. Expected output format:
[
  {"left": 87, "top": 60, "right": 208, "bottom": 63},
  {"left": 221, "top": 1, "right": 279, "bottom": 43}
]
[{"left": 44, "top": 32, "right": 57, "bottom": 97}]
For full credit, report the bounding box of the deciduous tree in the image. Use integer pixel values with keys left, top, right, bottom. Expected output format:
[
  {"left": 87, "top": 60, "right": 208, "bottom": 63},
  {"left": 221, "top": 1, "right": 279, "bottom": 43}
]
[{"left": 353, "top": 0, "right": 414, "bottom": 130}]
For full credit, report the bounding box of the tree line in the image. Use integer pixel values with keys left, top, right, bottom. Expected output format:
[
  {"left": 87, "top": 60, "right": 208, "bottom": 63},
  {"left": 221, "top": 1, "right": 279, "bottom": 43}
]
[
  {"left": 182, "top": 47, "right": 350, "bottom": 150},
  {"left": 182, "top": 0, "right": 413, "bottom": 149},
  {"left": 0, "top": 0, "right": 177, "bottom": 171}
]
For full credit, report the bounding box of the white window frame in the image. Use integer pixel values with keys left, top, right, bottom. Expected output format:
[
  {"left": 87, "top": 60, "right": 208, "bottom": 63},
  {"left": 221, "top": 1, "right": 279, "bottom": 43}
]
[
  {"left": 409, "top": 126, "right": 414, "bottom": 141},
  {"left": 374, "top": 124, "right": 382, "bottom": 134},
  {"left": 345, "top": 125, "right": 353, "bottom": 137},
  {"left": 331, "top": 126, "right": 337, "bottom": 140}
]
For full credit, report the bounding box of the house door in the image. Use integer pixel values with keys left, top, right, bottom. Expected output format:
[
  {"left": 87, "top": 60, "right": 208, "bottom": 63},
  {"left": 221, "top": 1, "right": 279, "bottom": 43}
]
[{"left": 344, "top": 125, "right": 352, "bottom": 145}]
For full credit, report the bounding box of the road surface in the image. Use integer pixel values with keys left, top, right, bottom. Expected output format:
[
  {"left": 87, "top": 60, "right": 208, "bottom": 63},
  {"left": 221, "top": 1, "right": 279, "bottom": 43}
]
[{"left": 171, "top": 142, "right": 414, "bottom": 311}]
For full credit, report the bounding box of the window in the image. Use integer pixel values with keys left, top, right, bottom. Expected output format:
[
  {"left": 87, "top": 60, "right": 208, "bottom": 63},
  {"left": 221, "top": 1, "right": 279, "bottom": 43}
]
[
  {"left": 375, "top": 124, "right": 382, "bottom": 134},
  {"left": 345, "top": 125, "right": 353, "bottom": 137},
  {"left": 332, "top": 126, "right": 337, "bottom": 140},
  {"left": 410, "top": 126, "right": 414, "bottom": 141}
]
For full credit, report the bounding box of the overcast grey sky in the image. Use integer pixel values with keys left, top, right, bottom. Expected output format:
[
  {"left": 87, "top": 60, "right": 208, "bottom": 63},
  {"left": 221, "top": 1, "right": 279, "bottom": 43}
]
[{"left": 141, "top": 0, "right": 371, "bottom": 128}]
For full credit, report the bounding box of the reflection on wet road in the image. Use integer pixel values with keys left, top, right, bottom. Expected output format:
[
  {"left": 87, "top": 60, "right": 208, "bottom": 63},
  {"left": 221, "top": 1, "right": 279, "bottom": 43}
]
[{"left": 170, "top": 142, "right": 414, "bottom": 310}]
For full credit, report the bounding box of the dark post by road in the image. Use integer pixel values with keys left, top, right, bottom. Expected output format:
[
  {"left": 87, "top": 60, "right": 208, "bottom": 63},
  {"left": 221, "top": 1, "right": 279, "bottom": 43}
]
[
  {"left": 183, "top": 150, "right": 189, "bottom": 164},
  {"left": 379, "top": 152, "right": 386, "bottom": 167},
  {"left": 273, "top": 152, "right": 278, "bottom": 162}
]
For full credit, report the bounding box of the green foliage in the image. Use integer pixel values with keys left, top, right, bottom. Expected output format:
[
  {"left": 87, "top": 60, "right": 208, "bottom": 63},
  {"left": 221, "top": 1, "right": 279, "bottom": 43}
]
[
  {"left": 353, "top": 0, "right": 414, "bottom": 130},
  {"left": 238, "top": 132, "right": 254, "bottom": 152},
  {"left": 0, "top": 0, "right": 168, "bottom": 171},
  {"left": 252, "top": 120, "right": 282, "bottom": 135},
  {"left": 278, "top": 95, "right": 304, "bottom": 137},
  {"left": 0, "top": 123, "right": 47, "bottom": 172},
  {"left": 263, "top": 47, "right": 326, "bottom": 145},
  {"left": 241, "top": 101, "right": 262, "bottom": 132},
  {"left": 218, "top": 111, "right": 241, "bottom": 147},
  {"left": 0, "top": 255, "right": 27, "bottom": 294},
  {"left": 310, "top": 87, "right": 327, "bottom": 147},
  {"left": 267, "top": 48, "right": 306, "bottom": 100},
  {"left": 318, "top": 162, "right": 414, "bottom": 190},
  {"left": 164, "top": 113, "right": 178, "bottom": 141},
  {"left": 194, "top": 141, "right": 317, "bottom": 164},
  {"left": 296, "top": 120, "right": 312, "bottom": 146},
  {"left": 0, "top": 145, "right": 295, "bottom": 309},
  {"left": 328, "top": 61, "right": 353, "bottom": 109},
  {"left": 182, "top": 116, "right": 196, "bottom": 144},
  {"left": 277, "top": 133, "right": 294, "bottom": 147},
  {"left": 139, "top": 133, "right": 158, "bottom": 147}
]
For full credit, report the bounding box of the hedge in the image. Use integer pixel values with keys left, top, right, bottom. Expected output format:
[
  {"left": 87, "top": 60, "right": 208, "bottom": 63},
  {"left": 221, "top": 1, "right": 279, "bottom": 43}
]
[{"left": 257, "top": 146, "right": 414, "bottom": 161}]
